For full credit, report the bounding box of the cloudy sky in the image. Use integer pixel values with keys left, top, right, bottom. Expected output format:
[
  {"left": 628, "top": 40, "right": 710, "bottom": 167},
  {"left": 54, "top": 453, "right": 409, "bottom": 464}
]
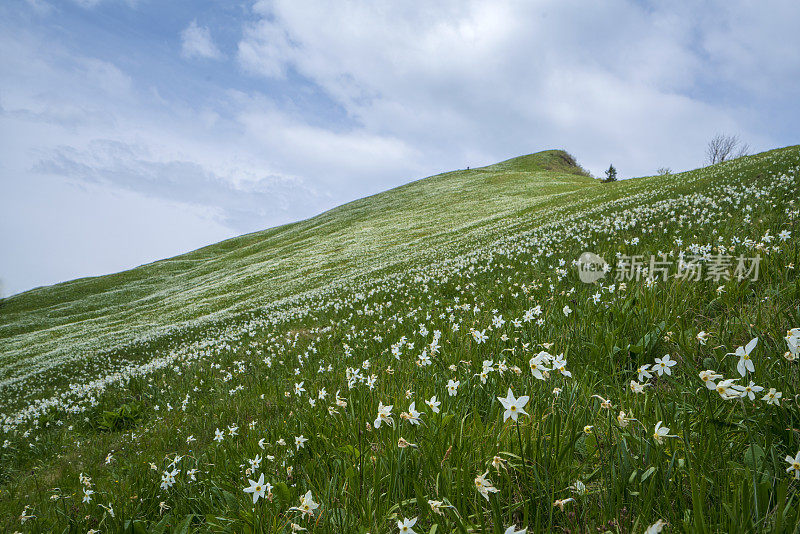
[{"left": 1, "top": 0, "right": 798, "bottom": 296}]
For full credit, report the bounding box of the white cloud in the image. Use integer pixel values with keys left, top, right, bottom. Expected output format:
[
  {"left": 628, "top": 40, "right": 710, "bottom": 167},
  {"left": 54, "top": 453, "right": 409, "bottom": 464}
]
[
  {"left": 699, "top": 2, "right": 800, "bottom": 99},
  {"left": 181, "top": 20, "right": 223, "bottom": 60},
  {"left": 70, "top": 0, "right": 141, "bottom": 8},
  {"left": 32, "top": 138, "right": 325, "bottom": 229},
  {"left": 228, "top": 94, "right": 421, "bottom": 191},
  {"left": 24, "top": 0, "right": 54, "bottom": 15},
  {"left": 1, "top": 20, "right": 430, "bottom": 294},
  {"left": 236, "top": 0, "right": 799, "bottom": 176},
  {"left": 238, "top": 18, "right": 293, "bottom": 78}
]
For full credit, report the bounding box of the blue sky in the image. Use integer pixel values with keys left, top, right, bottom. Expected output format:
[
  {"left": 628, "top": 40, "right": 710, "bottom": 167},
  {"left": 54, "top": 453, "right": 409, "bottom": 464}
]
[{"left": 1, "top": 0, "right": 798, "bottom": 296}]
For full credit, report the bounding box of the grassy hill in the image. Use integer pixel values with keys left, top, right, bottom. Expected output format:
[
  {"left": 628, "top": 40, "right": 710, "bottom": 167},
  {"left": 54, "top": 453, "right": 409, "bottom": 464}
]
[
  {"left": 1, "top": 146, "right": 799, "bottom": 533},
  {"left": 0, "top": 151, "right": 596, "bottom": 401}
]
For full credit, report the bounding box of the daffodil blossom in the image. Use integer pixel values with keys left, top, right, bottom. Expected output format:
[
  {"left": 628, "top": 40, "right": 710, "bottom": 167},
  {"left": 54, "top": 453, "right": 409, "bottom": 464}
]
[
  {"left": 644, "top": 520, "right": 667, "bottom": 534},
  {"left": 249, "top": 454, "right": 262, "bottom": 470},
  {"left": 397, "top": 516, "right": 418, "bottom": 534},
  {"left": 570, "top": 480, "right": 587, "bottom": 495},
  {"left": 637, "top": 364, "right": 653, "bottom": 381},
  {"left": 374, "top": 402, "right": 394, "bottom": 428},
  {"left": 447, "top": 379, "right": 460, "bottom": 396},
  {"left": 290, "top": 490, "right": 319, "bottom": 517},
  {"left": 762, "top": 387, "right": 782, "bottom": 405},
  {"left": 785, "top": 450, "right": 800, "bottom": 479},
  {"left": 786, "top": 328, "right": 800, "bottom": 357},
  {"left": 630, "top": 380, "right": 647, "bottom": 394},
  {"left": 428, "top": 499, "right": 445, "bottom": 514},
  {"left": 653, "top": 421, "right": 676, "bottom": 444},
  {"left": 697, "top": 331, "right": 710, "bottom": 345},
  {"left": 591, "top": 395, "right": 612, "bottom": 410},
  {"left": 475, "top": 471, "right": 500, "bottom": 501},
  {"left": 653, "top": 354, "right": 677, "bottom": 376},
  {"left": 492, "top": 455, "right": 507, "bottom": 470},
  {"left": 733, "top": 381, "right": 763, "bottom": 400},
  {"left": 160, "top": 468, "right": 178, "bottom": 490},
  {"left": 731, "top": 337, "right": 758, "bottom": 377},
  {"left": 715, "top": 378, "right": 741, "bottom": 400},
  {"left": 471, "top": 329, "right": 488, "bottom": 344},
  {"left": 552, "top": 354, "right": 571, "bottom": 377},
  {"left": 497, "top": 388, "right": 529, "bottom": 422},
  {"left": 400, "top": 402, "right": 422, "bottom": 425},
  {"left": 529, "top": 354, "right": 550, "bottom": 380},
  {"left": 425, "top": 396, "right": 441, "bottom": 413},
  {"left": 617, "top": 410, "right": 634, "bottom": 427},
  {"left": 243, "top": 473, "right": 272, "bottom": 504},
  {"left": 397, "top": 437, "right": 416, "bottom": 448},
  {"left": 699, "top": 370, "right": 722, "bottom": 390}
]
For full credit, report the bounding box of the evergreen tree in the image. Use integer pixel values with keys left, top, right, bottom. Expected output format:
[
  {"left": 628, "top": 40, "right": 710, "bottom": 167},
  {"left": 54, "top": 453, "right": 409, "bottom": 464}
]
[{"left": 603, "top": 164, "right": 617, "bottom": 183}]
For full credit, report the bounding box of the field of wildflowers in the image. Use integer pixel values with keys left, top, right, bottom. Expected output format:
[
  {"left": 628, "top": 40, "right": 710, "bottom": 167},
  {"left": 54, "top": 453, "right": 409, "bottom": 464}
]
[{"left": 0, "top": 147, "right": 798, "bottom": 533}]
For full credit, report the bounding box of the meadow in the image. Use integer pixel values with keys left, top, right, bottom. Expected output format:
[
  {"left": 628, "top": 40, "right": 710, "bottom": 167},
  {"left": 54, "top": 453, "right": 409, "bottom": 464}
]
[{"left": 0, "top": 147, "right": 798, "bottom": 533}]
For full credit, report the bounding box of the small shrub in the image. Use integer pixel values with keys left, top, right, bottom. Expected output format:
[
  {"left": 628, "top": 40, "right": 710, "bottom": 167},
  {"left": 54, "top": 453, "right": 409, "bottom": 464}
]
[{"left": 92, "top": 401, "right": 144, "bottom": 432}]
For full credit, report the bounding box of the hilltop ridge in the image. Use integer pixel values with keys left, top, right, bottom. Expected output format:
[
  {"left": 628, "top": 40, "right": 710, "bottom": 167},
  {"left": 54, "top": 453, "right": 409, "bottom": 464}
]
[{"left": 484, "top": 149, "right": 593, "bottom": 177}]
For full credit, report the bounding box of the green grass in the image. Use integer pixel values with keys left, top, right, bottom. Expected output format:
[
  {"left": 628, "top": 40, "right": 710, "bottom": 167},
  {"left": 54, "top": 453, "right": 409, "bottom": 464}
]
[
  {"left": 0, "top": 146, "right": 799, "bottom": 533},
  {"left": 0, "top": 150, "right": 596, "bottom": 396}
]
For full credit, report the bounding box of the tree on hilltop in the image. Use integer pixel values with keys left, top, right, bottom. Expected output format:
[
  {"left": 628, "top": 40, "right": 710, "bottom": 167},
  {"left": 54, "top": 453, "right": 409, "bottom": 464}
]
[
  {"left": 602, "top": 164, "right": 617, "bottom": 183},
  {"left": 706, "top": 134, "right": 749, "bottom": 165}
]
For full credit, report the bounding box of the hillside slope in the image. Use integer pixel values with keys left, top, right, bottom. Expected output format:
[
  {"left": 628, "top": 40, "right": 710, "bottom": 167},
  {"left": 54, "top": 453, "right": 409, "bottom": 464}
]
[
  {"left": 1, "top": 146, "right": 799, "bottom": 533},
  {"left": 0, "top": 150, "right": 595, "bottom": 389}
]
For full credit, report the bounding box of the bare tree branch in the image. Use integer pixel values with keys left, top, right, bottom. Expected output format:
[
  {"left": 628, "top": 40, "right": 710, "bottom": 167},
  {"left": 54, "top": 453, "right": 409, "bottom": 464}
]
[
  {"left": 706, "top": 133, "right": 748, "bottom": 165},
  {"left": 735, "top": 143, "right": 750, "bottom": 159}
]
